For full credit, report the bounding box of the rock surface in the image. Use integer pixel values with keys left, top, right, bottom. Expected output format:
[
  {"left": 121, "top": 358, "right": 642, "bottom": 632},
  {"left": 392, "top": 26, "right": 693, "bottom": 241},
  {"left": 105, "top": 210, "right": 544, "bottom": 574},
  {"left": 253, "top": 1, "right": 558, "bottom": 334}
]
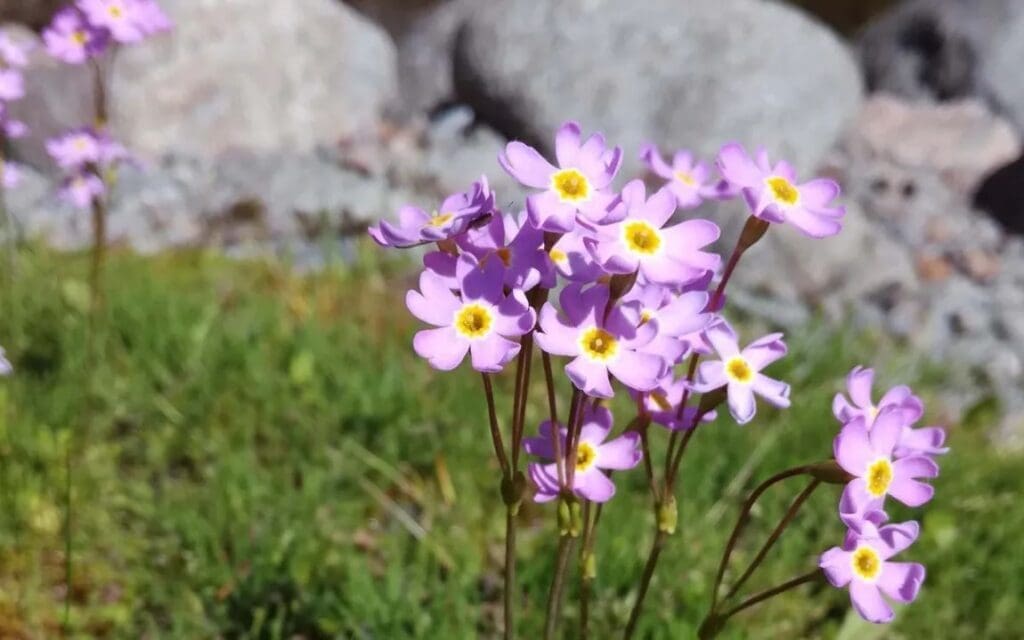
[
  {"left": 0, "top": 0, "right": 61, "bottom": 29},
  {"left": 455, "top": 0, "right": 862, "bottom": 174}
]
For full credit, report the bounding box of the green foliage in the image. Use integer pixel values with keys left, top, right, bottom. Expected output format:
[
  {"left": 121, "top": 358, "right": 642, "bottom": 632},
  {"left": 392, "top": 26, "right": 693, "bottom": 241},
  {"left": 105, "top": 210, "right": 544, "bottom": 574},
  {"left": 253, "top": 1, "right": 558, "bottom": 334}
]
[{"left": 0, "top": 244, "right": 1019, "bottom": 638}]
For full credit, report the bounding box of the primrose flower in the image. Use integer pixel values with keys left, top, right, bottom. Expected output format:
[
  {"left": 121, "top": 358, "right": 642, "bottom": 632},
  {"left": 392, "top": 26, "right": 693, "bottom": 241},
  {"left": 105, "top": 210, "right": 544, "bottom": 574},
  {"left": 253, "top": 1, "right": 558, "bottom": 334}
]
[
  {"left": 525, "top": 405, "right": 642, "bottom": 503},
  {"left": 46, "top": 129, "right": 104, "bottom": 170},
  {"left": 59, "top": 172, "right": 105, "bottom": 208},
  {"left": 500, "top": 121, "right": 623, "bottom": 233},
  {"left": 1, "top": 160, "right": 22, "bottom": 189},
  {"left": 407, "top": 254, "right": 534, "bottom": 372},
  {"left": 0, "top": 69, "right": 23, "bottom": 101},
  {"left": 820, "top": 517, "right": 925, "bottom": 624},
  {"left": 368, "top": 177, "right": 494, "bottom": 249},
  {"left": 43, "top": 7, "right": 108, "bottom": 64},
  {"left": 132, "top": 0, "right": 173, "bottom": 35},
  {"left": 692, "top": 320, "right": 790, "bottom": 424},
  {"left": 80, "top": 0, "right": 163, "bottom": 43},
  {"left": 639, "top": 144, "right": 719, "bottom": 209},
  {"left": 622, "top": 283, "right": 713, "bottom": 365},
  {"left": 636, "top": 374, "right": 717, "bottom": 431},
  {"left": 834, "top": 408, "right": 939, "bottom": 509},
  {"left": 535, "top": 284, "right": 666, "bottom": 398},
  {"left": 0, "top": 346, "right": 10, "bottom": 375},
  {"left": 0, "top": 32, "right": 30, "bottom": 68},
  {"left": 587, "top": 180, "right": 721, "bottom": 286},
  {"left": 547, "top": 228, "right": 605, "bottom": 283},
  {"left": 717, "top": 143, "right": 845, "bottom": 238},
  {"left": 456, "top": 210, "right": 554, "bottom": 291}
]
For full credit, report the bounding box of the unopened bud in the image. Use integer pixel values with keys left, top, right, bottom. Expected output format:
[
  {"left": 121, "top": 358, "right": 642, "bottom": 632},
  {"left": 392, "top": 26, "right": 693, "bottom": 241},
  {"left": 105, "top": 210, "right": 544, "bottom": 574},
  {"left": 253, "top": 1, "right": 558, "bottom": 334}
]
[
  {"left": 657, "top": 495, "right": 678, "bottom": 535},
  {"left": 569, "top": 500, "right": 584, "bottom": 538},
  {"left": 737, "top": 216, "right": 771, "bottom": 251},
  {"left": 806, "top": 459, "right": 854, "bottom": 485},
  {"left": 501, "top": 471, "right": 527, "bottom": 513},
  {"left": 582, "top": 551, "right": 597, "bottom": 581},
  {"left": 558, "top": 498, "right": 572, "bottom": 536}
]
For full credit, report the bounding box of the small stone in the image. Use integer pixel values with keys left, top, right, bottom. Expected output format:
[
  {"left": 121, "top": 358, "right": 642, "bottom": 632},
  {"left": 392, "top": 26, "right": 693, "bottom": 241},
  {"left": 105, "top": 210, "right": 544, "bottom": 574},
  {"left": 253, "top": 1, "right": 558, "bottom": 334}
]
[
  {"left": 961, "top": 248, "right": 1001, "bottom": 282},
  {"left": 916, "top": 253, "right": 954, "bottom": 282}
]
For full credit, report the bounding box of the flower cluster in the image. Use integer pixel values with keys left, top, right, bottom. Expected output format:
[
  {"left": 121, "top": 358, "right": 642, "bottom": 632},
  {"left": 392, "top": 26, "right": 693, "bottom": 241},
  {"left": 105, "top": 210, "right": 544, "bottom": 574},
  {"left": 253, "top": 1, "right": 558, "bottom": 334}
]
[
  {"left": 42, "top": 0, "right": 170, "bottom": 208},
  {"left": 371, "top": 121, "right": 843, "bottom": 505},
  {"left": 820, "top": 367, "right": 948, "bottom": 623},
  {"left": 0, "top": 29, "right": 31, "bottom": 190}
]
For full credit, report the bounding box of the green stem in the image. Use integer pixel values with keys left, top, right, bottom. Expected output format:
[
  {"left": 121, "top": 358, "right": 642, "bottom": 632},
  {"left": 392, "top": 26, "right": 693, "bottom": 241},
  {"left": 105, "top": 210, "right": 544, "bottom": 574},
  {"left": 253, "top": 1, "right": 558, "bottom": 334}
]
[
  {"left": 481, "top": 373, "right": 509, "bottom": 475},
  {"left": 622, "top": 529, "right": 667, "bottom": 640},
  {"left": 702, "top": 569, "right": 822, "bottom": 639},
  {"left": 504, "top": 506, "right": 517, "bottom": 640},
  {"left": 723, "top": 478, "right": 821, "bottom": 603},
  {"left": 543, "top": 535, "right": 576, "bottom": 640}
]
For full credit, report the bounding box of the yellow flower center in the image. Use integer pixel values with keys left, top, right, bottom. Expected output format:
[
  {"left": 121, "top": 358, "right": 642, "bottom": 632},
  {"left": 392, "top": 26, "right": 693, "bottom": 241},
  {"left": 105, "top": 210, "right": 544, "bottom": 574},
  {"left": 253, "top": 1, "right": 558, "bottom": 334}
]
[
  {"left": 453, "top": 303, "right": 493, "bottom": 339},
  {"left": 575, "top": 442, "right": 597, "bottom": 471},
  {"left": 109, "top": 5, "right": 123, "bottom": 18},
  {"left": 551, "top": 168, "right": 591, "bottom": 203},
  {"left": 548, "top": 248, "right": 567, "bottom": 263},
  {"left": 650, "top": 392, "right": 673, "bottom": 412},
  {"left": 72, "top": 30, "right": 88, "bottom": 45},
  {"left": 579, "top": 327, "right": 618, "bottom": 362},
  {"left": 766, "top": 176, "right": 800, "bottom": 206},
  {"left": 866, "top": 458, "right": 893, "bottom": 497},
  {"left": 426, "top": 212, "right": 454, "bottom": 228},
  {"left": 724, "top": 356, "right": 753, "bottom": 384},
  {"left": 639, "top": 310, "right": 653, "bottom": 326},
  {"left": 674, "top": 171, "right": 696, "bottom": 186},
  {"left": 851, "top": 546, "right": 881, "bottom": 581},
  {"left": 623, "top": 220, "right": 662, "bottom": 255}
]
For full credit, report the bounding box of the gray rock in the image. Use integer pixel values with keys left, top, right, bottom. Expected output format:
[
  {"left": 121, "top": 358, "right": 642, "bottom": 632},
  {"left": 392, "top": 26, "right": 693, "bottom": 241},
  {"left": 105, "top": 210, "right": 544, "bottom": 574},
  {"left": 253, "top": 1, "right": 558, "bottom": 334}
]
[
  {"left": 455, "top": 0, "right": 862, "bottom": 174},
  {"left": 981, "top": 9, "right": 1024, "bottom": 136},
  {"left": 109, "top": 0, "right": 394, "bottom": 159},
  {"left": 0, "top": 0, "right": 61, "bottom": 29}
]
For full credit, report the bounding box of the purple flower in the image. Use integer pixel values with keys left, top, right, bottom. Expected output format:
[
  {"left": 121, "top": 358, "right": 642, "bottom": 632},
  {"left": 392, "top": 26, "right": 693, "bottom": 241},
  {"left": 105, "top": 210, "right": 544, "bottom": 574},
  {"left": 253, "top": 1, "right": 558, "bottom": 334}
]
[
  {"left": 129, "top": 0, "right": 173, "bottom": 36},
  {"left": 621, "top": 283, "right": 713, "bottom": 365},
  {"left": 535, "top": 284, "right": 666, "bottom": 398},
  {"left": 43, "top": 7, "right": 108, "bottom": 64},
  {"left": 59, "top": 171, "right": 104, "bottom": 208},
  {"left": 80, "top": 0, "right": 145, "bottom": 43},
  {"left": 368, "top": 177, "right": 494, "bottom": 249},
  {"left": 636, "top": 374, "right": 717, "bottom": 431},
  {"left": 639, "top": 144, "right": 719, "bottom": 209},
  {"left": 820, "top": 517, "right": 925, "bottom": 624},
  {"left": 1, "top": 160, "right": 22, "bottom": 189},
  {"left": 455, "top": 210, "right": 554, "bottom": 291},
  {"left": 586, "top": 180, "right": 721, "bottom": 287},
  {"left": 0, "top": 31, "right": 31, "bottom": 68},
  {"left": 0, "top": 346, "right": 10, "bottom": 375},
  {"left": 406, "top": 254, "right": 535, "bottom": 372},
  {"left": 0, "top": 68, "right": 24, "bottom": 101},
  {"left": 834, "top": 409, "right": 939, "bottom": 509},
  {"left": 548, "top": 228, "right": 605, "bottom": 283},
  {"left": 692, "top": 320, "right": 790, "bottom": 424},
  {"left": 46, "top": 129, "right": 103, "bottom": 170},
  {"left": 499, "top": 121, "right": 622, "bottom": 233},
  {"left": 525, "top": 405, "right": 642, "bottom": 503},
  {"left": 716, "top": 143, "right": 845, "bottom": 238}
]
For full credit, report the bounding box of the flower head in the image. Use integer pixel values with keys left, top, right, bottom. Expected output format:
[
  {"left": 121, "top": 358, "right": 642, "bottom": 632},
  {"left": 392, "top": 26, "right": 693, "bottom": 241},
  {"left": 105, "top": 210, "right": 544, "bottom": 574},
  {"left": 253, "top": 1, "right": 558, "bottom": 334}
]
[
  {"left": 59, "top": 171, "right": 105, "bottom": 208},
  {"left": 820, "top": 517, "right": 925, "bottom": 624},
  {"left": 834, "top": 408, "right": 939, "bottom": 510},
  {"left": 586, "top": 180, "right": 721, "bottom": 287},
  {"left": 525, "top": 405, "right": 642, "bottom": 503},
  {"left": 716, "top": 143, "right": 845, "bottom": 238},
  {"left": 369, "top": 177, "right": 494, "bottom": 249},
  {"left": 692, "top": 320, "right": 790, "bottom": 424},
  {"left": 80, "top": 0, "right": 145, "bottom": 43},
  {"left": 46, "top": 129, "right": 104, "bottom": 170},
  {"left": 639, "top": 144, "right": 720, "bottom": 209},
  {"left": 636, "top": 374, "right": 717, "bottom": 431},
  {"left": 547, "top": 228, "right": 605, "bottom": 283},
  {"left": 621, "top": 283, "right": 713, "bottom": 365},
  {"left": 43, "top": 7, "right": 109, "bottom": 64},
  {"left": 500, "top": 121, "right": 622, "bottom": 233},
  {"left": 455, "top": 210, "right": 553, "bottom": 292},
  {"left": 0, "top": 31, "right": 31, "bottom": 69},
  {"left": 407, "top": 254, "right": 535, "bottom": 372},
  {"left": 535, "top": 284, "right": 666, "bottom": 398}
]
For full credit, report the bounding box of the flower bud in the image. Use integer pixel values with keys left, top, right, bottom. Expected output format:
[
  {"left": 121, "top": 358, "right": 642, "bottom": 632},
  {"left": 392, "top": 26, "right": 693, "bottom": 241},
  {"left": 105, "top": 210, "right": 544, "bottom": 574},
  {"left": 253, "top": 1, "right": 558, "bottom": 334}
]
[
  {"left": 737, "top": 216, "right": 771, "bottom": 251},
  {"left": 806, "top": 459, "right": 855, "bottom": 485},
  {"left": 657, "top": 495, "right": 678, "bottom": 535}
]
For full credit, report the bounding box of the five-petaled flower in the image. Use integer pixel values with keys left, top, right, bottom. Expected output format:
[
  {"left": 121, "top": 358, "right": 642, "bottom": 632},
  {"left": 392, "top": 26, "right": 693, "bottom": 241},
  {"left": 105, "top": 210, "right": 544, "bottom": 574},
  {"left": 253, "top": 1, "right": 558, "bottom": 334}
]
[
  {"left": 525, "top": 405, "right": 642, "bottom": 503},
  {"left": 535, "top": 284, "right": 665, "bottom": 398},
  {"left": 692, "top": 320, "right": 790, "bottom": 424},
  {"left": 500, "top": 121, "right": 623, "bottom": 233},
  {"left": 640, "top": 144, "right": 724, "bottom": 209},
  {"left": 407, "top": 254, "right": 535, "bottom": 372},
  {"left": 820, "top": 515, "right": 926, "bottom": 624},
  {"left": 586, "top": 180, "right": 721, "bottom": 287},
  {"left": 717, "top": 143, "right": 845, "bottom": 238},
  {"left": 369, "top": 177, "right": 494, "bottom": 249}
]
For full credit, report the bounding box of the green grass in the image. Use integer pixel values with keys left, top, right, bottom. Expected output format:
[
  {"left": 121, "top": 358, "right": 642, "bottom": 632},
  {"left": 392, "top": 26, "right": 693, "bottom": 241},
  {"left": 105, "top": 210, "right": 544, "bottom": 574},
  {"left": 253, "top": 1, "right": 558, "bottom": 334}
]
[{"left": 0, "top": 243, "right": 1020, "bottom": 639}]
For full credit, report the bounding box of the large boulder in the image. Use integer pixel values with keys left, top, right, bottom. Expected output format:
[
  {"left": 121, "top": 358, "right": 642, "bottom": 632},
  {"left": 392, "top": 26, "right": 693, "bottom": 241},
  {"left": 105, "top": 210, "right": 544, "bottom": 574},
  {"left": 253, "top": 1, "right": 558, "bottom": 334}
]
[
  {"left": 10, "top": 0, "right": 399, "bottom": 167},
  {"left": 454, "top": 0, "right": 862, "bottom": 173},
  {"left": 0, "top": 0, "right": 61, "bottom": 29}
]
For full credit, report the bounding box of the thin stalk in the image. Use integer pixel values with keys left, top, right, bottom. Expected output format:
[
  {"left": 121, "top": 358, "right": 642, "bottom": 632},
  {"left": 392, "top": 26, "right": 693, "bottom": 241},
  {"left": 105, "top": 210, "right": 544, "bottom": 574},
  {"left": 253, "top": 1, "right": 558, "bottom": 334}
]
[
  {"left": 504, "top": 507, "right": 517, "bottom": 640},
  {"left": 540, "top": 352, "right": 565, "bottom": 487},
  {"left": 543, "top": 535, "right": 576, "bottom": 640},
  {"left": 665, "top": 424, "right": 698, "bottom": 489},
  {"left": 579, "top": 500, "right": 594, "bottom": 640},
  {"left": 715, "top": 569, "right": 821, "bottom": 629},
  {"left": 563, "top": 389, "right": 583, "bottom": 489},
  {"left": 63, "top": 434, "right": 72, "bottom": 630},
  {"left": 709, "top": 465, "right": 810, "bottom": 612},
  {"left": 638, "top": 427, "right": 660, "bottom": 503},
  {"left": 481, "top": 373, "right": 509, "bottom": 475},
  {"left": 622, "top": 529, "right": 667, "bottom": 640},
  {"left": 723, "top": 478, "right": 821, "bottom": 603},
  {"left": 511, "top": 335, "right": 534, "bottom": 468}
]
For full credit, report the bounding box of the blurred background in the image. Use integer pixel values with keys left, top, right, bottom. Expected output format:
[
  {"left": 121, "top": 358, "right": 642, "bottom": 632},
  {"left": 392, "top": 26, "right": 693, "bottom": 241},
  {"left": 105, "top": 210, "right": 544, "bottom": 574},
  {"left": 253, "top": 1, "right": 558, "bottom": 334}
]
[{"left": 0, "top": 0, "right": 1022, "bottom": 637}]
